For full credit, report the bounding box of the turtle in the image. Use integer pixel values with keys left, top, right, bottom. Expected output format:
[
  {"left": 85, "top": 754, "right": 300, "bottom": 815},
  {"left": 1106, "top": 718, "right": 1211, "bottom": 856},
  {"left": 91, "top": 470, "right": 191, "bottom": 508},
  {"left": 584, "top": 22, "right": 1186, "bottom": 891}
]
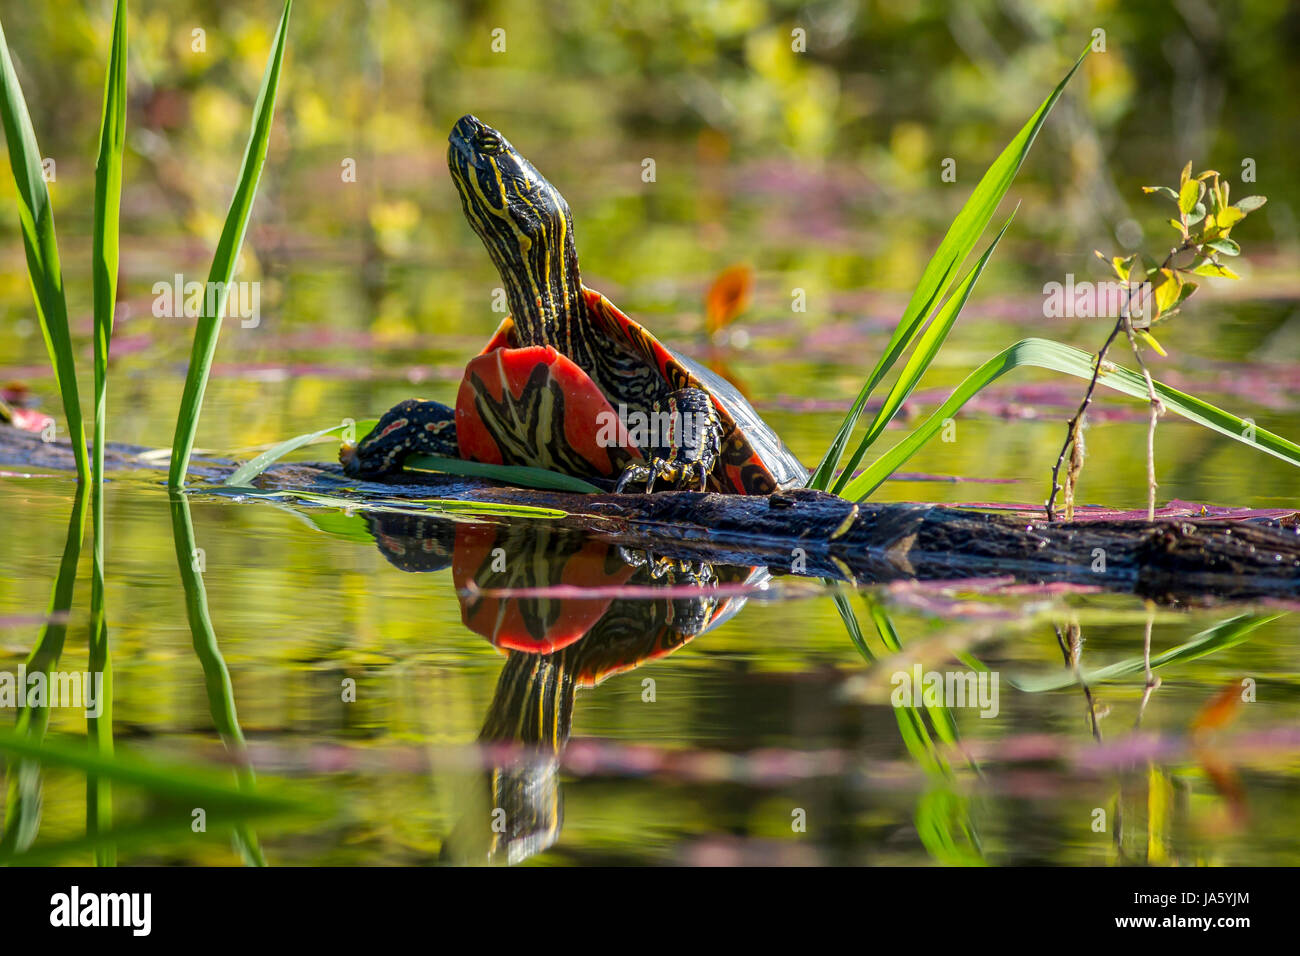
[{"left": 341, "top": 114, "right": 807, "bottom": 495}]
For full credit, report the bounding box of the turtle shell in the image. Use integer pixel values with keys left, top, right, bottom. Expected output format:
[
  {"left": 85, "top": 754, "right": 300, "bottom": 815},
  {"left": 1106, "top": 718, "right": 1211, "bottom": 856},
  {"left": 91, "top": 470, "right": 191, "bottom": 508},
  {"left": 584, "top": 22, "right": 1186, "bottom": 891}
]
[{"left": 456, "top": 286, "right": 808, "bottom": 495}]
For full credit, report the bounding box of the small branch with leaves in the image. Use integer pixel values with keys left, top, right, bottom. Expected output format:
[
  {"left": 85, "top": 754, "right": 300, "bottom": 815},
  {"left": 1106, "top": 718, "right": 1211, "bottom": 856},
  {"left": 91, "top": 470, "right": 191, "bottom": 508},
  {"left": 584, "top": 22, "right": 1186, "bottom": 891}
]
[{"left": 1046, "top": 163, "right": 1267, "bottom": 521}]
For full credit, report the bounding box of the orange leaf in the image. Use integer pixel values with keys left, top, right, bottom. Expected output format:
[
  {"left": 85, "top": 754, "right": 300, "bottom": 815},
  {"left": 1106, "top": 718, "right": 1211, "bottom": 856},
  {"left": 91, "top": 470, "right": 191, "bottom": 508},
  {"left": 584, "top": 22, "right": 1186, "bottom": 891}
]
[
  {"left": 1191, "top": 680, "right": 1244, "bottom": 734},
  {"left": 705, "top": 264, "right": 754, "bottom": 334}
]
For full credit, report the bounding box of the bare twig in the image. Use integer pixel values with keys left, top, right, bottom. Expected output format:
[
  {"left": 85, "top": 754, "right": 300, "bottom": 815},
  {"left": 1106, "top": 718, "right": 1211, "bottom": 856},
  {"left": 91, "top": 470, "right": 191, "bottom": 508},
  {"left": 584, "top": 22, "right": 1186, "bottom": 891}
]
[
  {"left": 1122, "top": 319, "right": 1166, "bottom": 520},
  {"left": 1046, "top": 317, "right": 1124, "bottom": 521},
  {"left": 1045, "top": 237, "right": 1193, "bottom": 522}
]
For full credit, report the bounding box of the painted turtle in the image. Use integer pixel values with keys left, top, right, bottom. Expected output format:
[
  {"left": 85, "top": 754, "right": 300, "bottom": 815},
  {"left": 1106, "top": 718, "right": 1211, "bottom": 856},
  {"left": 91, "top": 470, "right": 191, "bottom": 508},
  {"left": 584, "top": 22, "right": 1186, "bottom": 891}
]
[{"left": 341, "top": 115, "right": 807, "bottom": 495}]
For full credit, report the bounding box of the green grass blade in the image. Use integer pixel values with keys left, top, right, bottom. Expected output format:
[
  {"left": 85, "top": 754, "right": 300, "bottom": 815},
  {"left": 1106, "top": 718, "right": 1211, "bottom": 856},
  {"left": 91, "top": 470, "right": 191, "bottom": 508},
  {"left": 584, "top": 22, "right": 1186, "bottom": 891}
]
[
  {"left": 225, "top": 418, "right": 375, "bottom": 486},
  {"left": 0, "top": 16, "right": 88, "bottom": 482},
  {"left": 234, "top": 487, "right": 570, "bottom": 520},
  {"left": 404, "top": 454, "right": 603, "bottom": 493},
  {"left": 808, "top": 46, "right": 1089, "bottom": 492},
  {"left": 831, "top": 211, "right": 1016, "bottom": 494},
  {"left": 840, "top": 337, "right": 1300, "bottom": 501},
  {"left": 223, "top": 419, "right": 600, "bottom": 493},
  {"left": 0, "top": 731, "right": 304, "bottom": 816},
  {"left": 88, "top": 0, "right": 127, "bottom": 868},
  {"left": 168, "top": 0, "right": 292, "bottom": 488}
]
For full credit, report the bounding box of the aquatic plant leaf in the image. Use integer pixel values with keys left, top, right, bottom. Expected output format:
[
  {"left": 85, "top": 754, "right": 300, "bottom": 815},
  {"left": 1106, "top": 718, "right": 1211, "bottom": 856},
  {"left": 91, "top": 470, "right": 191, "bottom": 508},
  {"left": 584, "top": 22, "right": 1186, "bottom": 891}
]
[
  {"left": 1010, "top": 613, "right": 1282, "bottom": 692},
  {"left": 404, "top": 454, "right": 602, "bottom": 494},
  {"left": 169, "top": 0, "right": 292, "bottom": 487},
  {"left": 839, "top": 338, "right": 1300, "bottom": 501},
  {"left": 0, "top": 15, "right": 87, "bottom": 481},
  {"left": 807, "top": 45, "right": 1089, "bottom": 491},
  {"left": 830, "top": 212, "right": 1015, "bottom": 493},
  {"left": 225, "top": 417, "right": 375, "bottom": 486}
]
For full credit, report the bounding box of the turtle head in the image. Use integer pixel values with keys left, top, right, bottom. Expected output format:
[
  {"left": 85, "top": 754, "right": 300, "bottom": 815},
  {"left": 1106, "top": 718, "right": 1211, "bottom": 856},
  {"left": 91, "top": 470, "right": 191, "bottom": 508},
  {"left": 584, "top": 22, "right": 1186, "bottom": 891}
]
[{"left": 447, "top": 115, "right": 582, "bottom": 344}]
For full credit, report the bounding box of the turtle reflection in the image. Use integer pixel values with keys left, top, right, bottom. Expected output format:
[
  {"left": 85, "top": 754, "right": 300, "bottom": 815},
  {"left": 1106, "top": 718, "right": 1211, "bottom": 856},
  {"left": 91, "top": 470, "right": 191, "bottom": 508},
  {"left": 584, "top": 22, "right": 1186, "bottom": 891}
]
[{"left": 363, "top": 513, "right": 765, "bottom": 864}]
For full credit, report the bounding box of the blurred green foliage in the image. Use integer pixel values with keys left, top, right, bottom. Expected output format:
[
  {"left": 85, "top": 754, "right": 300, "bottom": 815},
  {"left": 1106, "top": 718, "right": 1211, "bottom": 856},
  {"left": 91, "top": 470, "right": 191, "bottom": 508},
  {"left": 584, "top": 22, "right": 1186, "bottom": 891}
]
[{"left": 2, "top": 0, "right": 1297, "bottom": 334}]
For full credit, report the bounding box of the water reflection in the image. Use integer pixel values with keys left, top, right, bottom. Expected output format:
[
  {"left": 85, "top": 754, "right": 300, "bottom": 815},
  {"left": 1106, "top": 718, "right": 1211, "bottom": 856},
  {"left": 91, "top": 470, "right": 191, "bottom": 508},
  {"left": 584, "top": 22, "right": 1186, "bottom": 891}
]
[{"left": 365, "top": 513, "right": 765, "bottom": 864}]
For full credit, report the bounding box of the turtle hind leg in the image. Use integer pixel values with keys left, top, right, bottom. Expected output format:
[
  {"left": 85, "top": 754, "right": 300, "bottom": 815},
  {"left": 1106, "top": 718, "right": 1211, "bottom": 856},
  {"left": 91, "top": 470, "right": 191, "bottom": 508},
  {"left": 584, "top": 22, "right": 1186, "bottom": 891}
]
[
  {"left": 341, "top": 398, "right": 458, "bottom": 477},
  {"left": 615, "top": 388, "right": 722, "bottom": 494}
]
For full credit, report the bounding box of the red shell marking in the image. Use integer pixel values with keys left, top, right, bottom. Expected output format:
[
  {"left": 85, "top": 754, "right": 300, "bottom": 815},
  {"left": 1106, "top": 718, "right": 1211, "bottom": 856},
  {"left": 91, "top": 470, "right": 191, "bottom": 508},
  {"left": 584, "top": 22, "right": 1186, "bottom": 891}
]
[{"left": 455, "top": 325, "right": 641, "bottom": 478}]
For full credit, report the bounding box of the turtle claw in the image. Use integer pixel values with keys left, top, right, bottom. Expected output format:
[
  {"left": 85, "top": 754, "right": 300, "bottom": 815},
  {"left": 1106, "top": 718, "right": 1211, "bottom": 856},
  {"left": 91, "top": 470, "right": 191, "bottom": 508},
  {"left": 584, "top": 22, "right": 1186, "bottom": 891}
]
[
  {"left": 614, "top": 388, "right": 723, "bottom": 494},
  {"left": 615, "top": 458, "right": 669, "bottom": 494}
]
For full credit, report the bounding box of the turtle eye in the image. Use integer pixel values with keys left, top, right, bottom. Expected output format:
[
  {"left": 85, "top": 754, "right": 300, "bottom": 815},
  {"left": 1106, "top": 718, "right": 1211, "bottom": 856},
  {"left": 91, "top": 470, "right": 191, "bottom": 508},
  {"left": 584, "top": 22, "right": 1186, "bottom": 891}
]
[{"left": 478, "top": 133, "right": 501, "bottom": 155}]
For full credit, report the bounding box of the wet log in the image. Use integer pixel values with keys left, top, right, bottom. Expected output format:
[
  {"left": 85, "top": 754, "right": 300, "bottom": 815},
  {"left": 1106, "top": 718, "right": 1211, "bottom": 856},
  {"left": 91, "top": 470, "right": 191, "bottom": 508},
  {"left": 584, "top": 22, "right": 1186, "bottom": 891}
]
[{"left": 2, "top": 424, "right": 1298, "bottom": 600}]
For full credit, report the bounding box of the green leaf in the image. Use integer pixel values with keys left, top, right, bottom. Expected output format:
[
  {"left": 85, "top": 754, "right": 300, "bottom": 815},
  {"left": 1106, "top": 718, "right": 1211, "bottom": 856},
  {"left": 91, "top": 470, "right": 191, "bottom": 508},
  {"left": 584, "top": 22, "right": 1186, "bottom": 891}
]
[
  {"left": 831, "top": 212, "right": 1016, "bottom": 494},
  {"left": 235, "top": 488, "right": 570, "bottom": 520},
  {"left": 0, "top": 730, "right": 303, "bottom": 817},
  {"left": 1177, "top": 178, "right": 1200, "bottom": 215},
  {"left": 1142, "top": 185, "right": 1179, "bottom": 202},
  {"left": 169, "top": 0, "right": 292, "bottom": 488},
  {"left": 806, "top": 46, "right": 1090, "bottom": 491},
  {"left": 0, "top": 16, "right": 88, "bottom": 482},
  {"left": 1205, "top": 238, "right": 1240, "bottom": 257},
  {"left": 1234, "top": 195, "right": 1267, "bottom": 213},
  {"left": 1152, "top": 269, "right": 1182, "bottom": 315},
  {"left": 225, "top": 418, "right": 376, "bottom": 486},
  {"left": 1190, "top": 259, "right": 1239, "bottom": 279},
  {"left": 1212, "top": 206, "right": 1246, "bottom": 231},
  {"left": 837, "top": 338, "right": 1300, "bottom": 501},
  {"left": 405, "top": 454, "right": 603, "bottom": 493}
]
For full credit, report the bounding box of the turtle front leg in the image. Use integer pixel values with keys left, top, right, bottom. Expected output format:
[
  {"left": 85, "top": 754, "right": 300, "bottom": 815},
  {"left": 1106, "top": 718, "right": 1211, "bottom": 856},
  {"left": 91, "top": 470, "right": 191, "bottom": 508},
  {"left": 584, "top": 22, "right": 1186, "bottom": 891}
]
[
  {"left": 341, "top": 398, "right": 458, "bottom": 478},
  {"left": 615, "top": 388, "right": 723, "bottom": 494}
]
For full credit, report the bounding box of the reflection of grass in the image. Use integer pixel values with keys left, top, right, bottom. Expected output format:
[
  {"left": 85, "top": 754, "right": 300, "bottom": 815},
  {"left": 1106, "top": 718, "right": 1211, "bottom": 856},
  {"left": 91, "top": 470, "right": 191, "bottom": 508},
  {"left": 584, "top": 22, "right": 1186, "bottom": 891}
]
[
  {"left": 833, "top": 591, "right": 984, "bottom": 865},
  {"left": 1013, "top": 612, "right": 1284, "bottom": 693},
  {"left": 170, "top": 491, "right": 266, "bottom": 865},
  {"left": 0, "top": 484, "right": 87, "bottom": 857}
]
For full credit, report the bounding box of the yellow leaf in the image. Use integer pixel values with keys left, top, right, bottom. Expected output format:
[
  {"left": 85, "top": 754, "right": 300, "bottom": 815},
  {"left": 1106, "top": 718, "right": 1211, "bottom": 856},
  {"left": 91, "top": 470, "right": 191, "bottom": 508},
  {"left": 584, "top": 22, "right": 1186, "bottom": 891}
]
[
  {"left": 1153, "top": 269, "right": 1182, "bottom": 314},
  {"left": 1136, "top": 329, "right": 1166, "bottom": 356}
]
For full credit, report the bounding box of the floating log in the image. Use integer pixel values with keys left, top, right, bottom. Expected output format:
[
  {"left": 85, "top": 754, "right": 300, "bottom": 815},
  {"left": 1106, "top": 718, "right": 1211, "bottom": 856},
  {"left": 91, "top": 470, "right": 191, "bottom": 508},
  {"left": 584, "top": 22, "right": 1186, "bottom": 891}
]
[{"left": 2, "top": 424, "right": 1297, "bottom": 600}]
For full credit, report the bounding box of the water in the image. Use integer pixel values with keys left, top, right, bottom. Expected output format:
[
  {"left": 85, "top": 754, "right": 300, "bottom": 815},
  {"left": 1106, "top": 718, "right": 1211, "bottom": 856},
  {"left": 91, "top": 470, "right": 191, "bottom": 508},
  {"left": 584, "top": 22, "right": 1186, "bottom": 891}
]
[{"left": 3, "top": 277, "right": 1298, "bottom": 863}]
